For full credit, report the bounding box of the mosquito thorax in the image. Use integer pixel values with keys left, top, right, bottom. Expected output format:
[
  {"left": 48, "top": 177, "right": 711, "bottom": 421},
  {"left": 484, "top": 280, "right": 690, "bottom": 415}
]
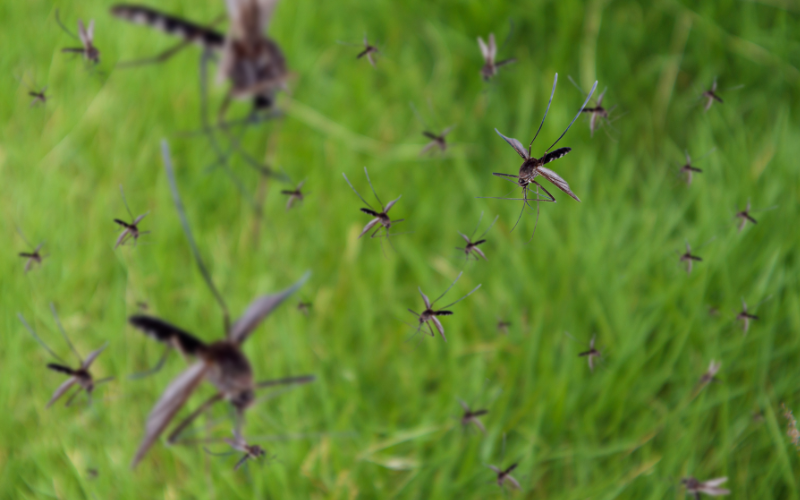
[{"left": 231, "top": 388, "right": 255, "bottom": 411}]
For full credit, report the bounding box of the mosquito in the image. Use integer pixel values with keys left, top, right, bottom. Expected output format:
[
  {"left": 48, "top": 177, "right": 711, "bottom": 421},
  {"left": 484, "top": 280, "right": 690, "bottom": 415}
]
[
  {"left": 488, "top": 463, "right": 521, "bottom": 490},
  {"left": 459, "top": 400, "right": 489, "bottom": 434},
  {"left": 127, "top": 141, "right": 315, "bottom": 468},
  {"left": 681, "top": 477, "right": 730, "bottom": 498},
  {"left": 735, "top": 297, "right": 760, "bottom": 335},
  {"left": 356, "top": 34, "right": 379, "bottom": 67},
  {"left": 408, "top": 272, "right": 481, "bottom": 342},
  {"left": 579, "top": 335, "right": 602, "bottom": 372},
  {"left": 699, "top": 360, "right": 721, "bottom": 386},
  {"left": 568, "top": 76, "right": 619, "bottom": 138},
  {"left": 17, "top": 305, "right": 112, "bottom": 408},
  {"left": 204, "top": 428, "right": 267, "bottom": 470},
  {"left": 17, "top": 227, "right": 47, "bottom": 274},
  {"left": 343, "top": 167, "right": 404, "bottom": 239},
  {"left": 15, "top": 74, "right": 48, "bottom": 107},
  {"left": 497, "top": 319, "right": 511, "bottom": 334},
  {"left": 702, "top": 79, "right": 723, "bottom": 112},
  {"left": 280, "top": 180, "right": 306, "bottom": 210},
  {"left": 420, "top": 127, "right": 455, "bottom": 155},
  {"left": 678, "top": 148, "right": 715, "bottom": 186},
  {"left": 735, "top": 200, "right": 776, "bottom": 232},
  {"left": 477, "top": 33, "right": 515, "bottom": 81},
  {"left": 297, "top": 301, "right": 312, "bottom": 316},
  {"left": 456, "top": 213, "right": 498, "bottom": 261},
  {"left": 56, "top": 11, "right": 100, "bottom": 64},
  {"left": 679, "top": 242, "right": 703, "bottom": 274},
  {"left": 479, "top": 74, "right": 597, "bottom": 240},
  {"left": 114, "top": 185, "right": 150, "bottom": 248}
]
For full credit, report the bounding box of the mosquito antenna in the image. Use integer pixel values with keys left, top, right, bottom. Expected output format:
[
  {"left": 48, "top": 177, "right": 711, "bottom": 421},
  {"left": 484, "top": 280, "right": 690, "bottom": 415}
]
[
  {"left": 362, "top": 167, "right": 385, "bottom": 209},
  {"left": 510, "top": 191, "right": 527, "bottom": 232},
  {"left": 546, "top": 81, "right": 598, "bottom": 152},
  {"left": 17, "top": 313, "right": 68, "bottom": 365},
  {"left": 161, "top": 140, "right": 231, "bottom": 332},
  {"left": 525, "top": 185, "right": 541, "bottom": 243},
  {"left": 440, "top": 284, "right": 482, "bottom": 310},
  {"left": 695, "top": 147, "right": 717, "bottom": 163},
  {"left": 54, "top": 9, "right": 79, "bottom": 40},
  {"left": 499, "top": 18, "right": 515, "bottom": 53},
  {"left": 479, "top": 215, "right": 500, "bottom": 239},
  {"left": 529, "top": 74, "right": 558, "bottom": 149},
  {"left": 342, "top": 173, "right": 373, "bottom": 209},
  {"left": 409, "top": 101, "right": 429, "bottom": 130},
  {"left": 15, "top": 225, "right": 35, "bottom": 250},
  {"left": 567, "top": 75, "right": 589, "bottom": 98},
  {"left": 470, "top": 212, "right": 485, "bottom": 239},
  {"left": 430, "top": 272, "right": 463, "bottom": 306},
  {"left": 49, "top": 303, "right": 83, "bottom": 364},
  {"left": 119, "top": 185, "right": 135, "bottom": 221}
]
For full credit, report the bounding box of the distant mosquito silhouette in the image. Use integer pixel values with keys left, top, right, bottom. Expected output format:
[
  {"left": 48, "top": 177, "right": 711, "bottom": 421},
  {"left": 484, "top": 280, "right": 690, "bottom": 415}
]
[
  {"left": 488, "top": 463, "right": 521, "bottom": 490},
  {"left": 280, "top": 180, "right": 306, "bottom": 210},
  {"left": 699, "top": 360, "right": 721, "bottom": 386},
  {"left": 18, "top": 305, "right": 112, "bottom": 408},
  {"left": 702, "top": 79, "right": 723, "bottom": 112},
  {"left": 678, "top": 148, "right": 715, "bottom": 186},
  {"left": 477, "top": 33, "right": 515, "bottom": 81},
  {"left": 497, "top": 319, "right": 511, "bottom": 334},
  {"left": 579, "top": 335, "right": 601, "bottom": 372},
  {"left": 679, "top": 242, "right": 703, "bottom": 274},
  {"left": 297, "top": 301, "right": 312, "bottom": 316},
  {"left": 735, "top": 200, "right": 776, "bottom": 232},
  {"left": 568, "top": 76, "right": 619, "bottom": 138},
  {"left": 114, "top": 185, "right": 150, "bottom": 248},
  {"left": 681, "top": 476, "right": 730, "bottom": 498},
  {"left": 479, "top": 74, "right": 597, "bottom": 240},
  {"left": 456, "top": 213, "right": 498, "bottom": 261},
  {"left": 356, "top": 34, "right": 379, "bottom": 67},
  {"left": 204, "top": 429, "right": 267, "bottom": 471},
  {"left": 17, "top": 227, "right": 46, "bottom": 274},
  {"left": 410, "top": 101, "right": 454, "bottom": 155},
  {"left": 459, "top": 400, "right": 489, "bottom": 433},
  {"left": 408, "top": 272, "right": 481, "bottom": 342},
  {"left": 735, "top": 298, "right": 760, "bottom": 334},
  {"left": 343, "top": 167, "right": 404, "bottom": 239},
  {"left": 56, "top": 11, "right": 100, "bottom": 64},
  {"left": 15, "top": 74, "right": 48, "bottom": 107}
]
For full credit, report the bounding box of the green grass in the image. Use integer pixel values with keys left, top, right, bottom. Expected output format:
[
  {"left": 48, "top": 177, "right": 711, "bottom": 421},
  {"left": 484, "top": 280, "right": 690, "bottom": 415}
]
[{"left": 2, "top": 0, "right": 799, "bottom": 498}]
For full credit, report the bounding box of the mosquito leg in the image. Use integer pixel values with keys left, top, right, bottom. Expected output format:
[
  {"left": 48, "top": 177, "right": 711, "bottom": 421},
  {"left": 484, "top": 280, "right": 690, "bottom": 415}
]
[
  {"left": 65, "top": 386, "right": 86, "bottom": 407},
  {"left": 167, "top": 393, "right": 224, "bottom": 444},
  {"left": 116, "top": 40, "right": 191, "bottom": 69},
  {"left": 128, "top": 346, "right": 171, "bottom": 379}
]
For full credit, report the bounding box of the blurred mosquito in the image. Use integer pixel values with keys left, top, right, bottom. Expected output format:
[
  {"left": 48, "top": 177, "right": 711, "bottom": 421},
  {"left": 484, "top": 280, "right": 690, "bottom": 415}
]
[
  {"left": 356, "top": 34, "right": 379, "bottom": 67},
  {"left": 477, "top": 33, "right": 515, "bottom": 81},
  {"left": 56, "top": 10, "right": 100, "bottom": 64},
  {"left": 679, "top": 242, "right": 703, "bottom": 274},
  {"left": 735, "top": 200, "right": 776, "bottom": 232},
  {"left": 280, "top": 179, "right": 306, "bottom": 210},
  {"left": 479, "top": 74, "right": 597, "bottom": 240},
  {"left": 677, "top": 148, "right": 715, "bottom": 186},
  {"left": 408, "top": 272, "right": 481, "bottom": 343},
  {"left": 497, "top": 319, "right": 511, "bottom": 334},
  {"left": 297, "top": 301, "right": 312, "bottom": 316},
  {"left": 343, "top": 167, "right": 404, "bottom": 239},
  {"left": 114, "top": 185, "right": 150, "bottom": 248},
  {"left": 17, "top": 227, "right": 47, "bottom": 274},
  {"left": 410, "top": 102, "right": 454, "bottom": 155},
  {"left": 204, "top": 428, "right": 267, "bottom": 471},
  {"left": 568, "top": 76, "right": 620, "bottom": 138},
  {"left": 459, "top": 400, "right": 489, "bottom": 434},
  {"left": 17, "top": 305, "right": 112, "bottom": 408},
  {"left": 702, "top": 79, "right": 723, "bottom": 112},
  {"left": 488, "top": 463, "right": 520, "bottom": 490},
  {"left": 127, "top": 141, "right": 314, "bottom": 468},
  {"left": 681, "top": 476, "right": 730, "bottom": 498},
  {"left": 736, "top": 297, "right": 765, "bottom": 335},
  {"left": 456, "top": 213, "right": 498, "bottom": 261},
  {"left": 698, "top": 360, "right": 721, "bottom": 386},
  {"left": 15, "top": 74, "right": 48, "bottom": 107},
  {"left": 565, "top": 331, "right": 602, "bottom": 372}
]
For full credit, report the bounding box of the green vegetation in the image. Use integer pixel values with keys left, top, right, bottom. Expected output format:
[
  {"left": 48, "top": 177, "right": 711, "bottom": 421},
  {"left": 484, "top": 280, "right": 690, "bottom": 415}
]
[{"left": 1, "top": 0, "right": 799, "bottom": 498}]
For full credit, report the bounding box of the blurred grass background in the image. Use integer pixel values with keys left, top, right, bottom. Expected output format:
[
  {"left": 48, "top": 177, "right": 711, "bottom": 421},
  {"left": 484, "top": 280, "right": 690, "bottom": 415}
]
[{"left": 1, "top": 0, "right": 799, "bottom": 498}]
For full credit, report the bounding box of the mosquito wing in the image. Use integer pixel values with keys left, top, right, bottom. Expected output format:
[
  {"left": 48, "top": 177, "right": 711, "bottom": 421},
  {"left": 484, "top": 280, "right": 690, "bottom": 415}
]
[
  {"left": 115, "top": 229, "right": 131, "bottom": 249},
  {"left": 78, "top": 20, "right": 89, "bottom": 46},
  {"left": 537, "top": 167, "right": 581, "bottom": 202},
  {"left": 505, "top": 474, "right": 521, "bottom": 490},
  {"left": 225, "top": 0, "right": 278, "bottom": 39},
  {"left": 477, "top": 37, "right": 490, "bottom": 61},
  {"left": 384, "top": 196, "right": 401, "bottom": 213},
  {"left": 702, "top": 477, "right": 728, "bottom": 488},
  {"left": 488, "top": 33, "right": 497, "bottom": 61},
  {"left": 596, "top": 87, "right": 607, "bottom": 107},
  {"left": 359, "top": 218, "right": 381, "bottom": 238},
  {"left": 228, "top": 271, "right": 311, "bottom": 345},
  {"left": 472, "top": 417, "right": 486, "bottom": 433},
  {"left": 432, "top": 316, "right": 446, "bottom": 342},
  {"left": 131, "top": 362, "right": 208, "bottom": 468},
  {"left": 129, "top": 315, "right": 208, "bottom": 356},
  {"left": 494, "top": 129, "right": 529, "bottom": 160},
  {"left": 133, "top": 212, "right": 149, "bottom": 225},
  {"left": 47, "top": 377, "right": 79, "bottom": 408},
  {"left": 81, "top": 343, "right": 108, "bottom": 369},
  {"left": 418, "top": 288, "right": 431, "bottom": 309}
]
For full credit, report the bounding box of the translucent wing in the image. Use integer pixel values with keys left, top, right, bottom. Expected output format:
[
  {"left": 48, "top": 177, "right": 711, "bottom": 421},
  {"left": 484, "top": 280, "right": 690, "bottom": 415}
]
[
  {"left": 115, "top": 229, "right": 130, "bottom": 249},
  {"left": 47, "top": 377, "right": 78, "bottom": 408},
  {"left": 78, "top": 20, "right": 89, "bottom": 45},
  {"left": 596, "top": 87, "right": 607, "bottom": 107},
  {"left": 704, "top": 477, "right": 728, "bottom": 488},
  {"left": 359, "top": 218, "right": 381, "bottom": 238},
  {"left": 131, "top": 362, "right": 208, "bottom": 468},
  {"left": 256, "top": 0, "right": 279, "bottom": 31},
  {"left": 477, "top": 37, "right": 489, "bottom": 60},
  {"left": 133, "top": 212, "right": 149, "bottom": 225},
  {"left": 88, "top": 20, "right": 95, "bottom": 41},
  {"left": 537, "top": 167, "right": 581, "bottom": 202},
  {"left": 506, "top": 474, "right": 521, "bottom": 489},
  {"left": 384, "top": 196, "right": 401, "bottom": 213},
  {"left": 458, "top": 232, "right": 471, "bottom": 243},
  {"left": 81, "top": 344, "right": 108, "bottom": 369},
  {"left": 494, "top": 129, "right": 529, "bottom": 160},
  {"left": 418, "top": 288, "right": 431, "bottom": 309},
  {"left": 228, "top": 271, "right": 311, "bottom": 344},
  {"left": 488, "top": 33, "right": 497, "bottom": 60},
  {"left": 432, "top": 316, "right": 446, "bottom": 342}
]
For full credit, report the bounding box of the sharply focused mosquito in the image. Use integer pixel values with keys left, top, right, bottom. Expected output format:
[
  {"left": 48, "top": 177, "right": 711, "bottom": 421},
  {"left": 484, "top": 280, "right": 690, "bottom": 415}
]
[
  {"left": 343, "top": 167, "right": 405, "bottom": 239},
  {"left": 56, "top": 10, "right": 100, "bottom": 64},
  {"left": 17, "top": 227, "right": 47, "bottom": 274},
  {"left": 456, "top": 213, "right": 498, "bottom": 261},
  {"left": 678, "top": 242, "right": 703, "bottom": 274},
  {"left": 459, "top": 400, "right": 489, "bottom": 434},
  {"left": 477, "top": 33, "right": 516, "bottom": 81},
  {"left": 681, "top": 476, "right": 730, "bottom": 498},
  {"left": 17, "top": 305, "right": 112, "bottom": 408},
  {"left": 114, "top": 185, "right": 150, "bottom": 249},
  {"left": 408, "top": 272, "right": 481, "bottom": 342},
  {"left": 479, "top": 74, "right": 597, "bottom": 240},
  {"left": 127, "top": 141, "right": 315, "bottom": 468},
  {"left": 568, "top": 76, "right": 619, "bottom": 138},
  {"left": 677, "top": 148, "right": 715, "bottom": 186},
  {"left": 734, "top": 200, "right": 777, "bottom": 232}
]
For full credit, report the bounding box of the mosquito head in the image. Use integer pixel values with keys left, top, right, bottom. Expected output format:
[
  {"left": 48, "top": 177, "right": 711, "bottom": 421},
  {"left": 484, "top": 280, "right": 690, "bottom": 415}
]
[{"left": 231, "top": 388, "right": 255, "bottom": 411}]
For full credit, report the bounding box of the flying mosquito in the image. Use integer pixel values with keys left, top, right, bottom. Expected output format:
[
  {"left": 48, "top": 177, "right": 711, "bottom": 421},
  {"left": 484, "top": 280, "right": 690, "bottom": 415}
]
[
  {"left": 497, "top": 319, "right": 511, "bottom": 334},
  {"left": 408, "top": 272, "right": 481, "bottom": 343},
  {"left": 280, "top": 179, "right": 306, "bottom": 210},
  {"left": 17, "top": 305, "right": 112, "bottom": 408},
  {"left": 479, "top": 74, "right": 597, "bottom": 240},
  {"left": 127, "top": 141, "right": 315, "bottom": 468},
  {"left": 734, "top": 200, "right": 776, "bottom": 232},
  {"left": 410, "top": 101, "right": 455, "bottom": 156},
  {"left": 677, "top": 148, "right": 715, "bottom": 186},
  {"left": 356, "top": 34, "right": 379, "bottom": 67},
  {"left": 459, "top": 400, "right": 489, "bottom": 434},
  {"left": 681, "top": 476, "right": 730, "bottom": 498},
  {"left": 15, "top": 74, "right": 48, "bottom": 107},
  {"left": 578, "top": 335, "right": 602, "bottom": 373},
  {"left": 17, "top": 227, "right": 47, "bottom": 274},
  {"left": 111, "top": 0, "right": 287, "bottom": 113},
  {"left": 297, "top": 301, "right": 312, "bottom": 316},
  {"left": 456, "top": 213, "right": 498, "bottom": 261},
  {"left": 488, "top": 463, "right": 521, "bottom": 490},
  {"left": 477, "top": 33, "right": 515, "bottom": 81},
  {"left": 56, "top": 11, "right": 100, "bottom": 64},
  {"left": 114, "top": 185, "right": 150, "bottom": 248},
  {"left": 735, "top": 297, "right": 760, "bottom": 334},
  {"left": 698, "top": 360, "right": 721, "bottom": 386},
  {"left": 701, "top": 79, "right": 723, "bottom": 112},
  {"left": 343, "top": 167, "right": 404, "bottom": 239},
  {"left": 204, "top": 428, "right": 267, "bottom": 470},
  {"left": 568, "top": 76, "right": 619, "bottom": 138},
  {"left": 679, "top": 242, "right": 703, "bottom": 274}
]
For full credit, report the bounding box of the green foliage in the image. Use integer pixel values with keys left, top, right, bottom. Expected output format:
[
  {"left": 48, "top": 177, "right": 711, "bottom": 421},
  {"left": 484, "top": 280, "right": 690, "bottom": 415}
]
[{"left": 1, "top": 0, "right": 799, "bottom": 498}]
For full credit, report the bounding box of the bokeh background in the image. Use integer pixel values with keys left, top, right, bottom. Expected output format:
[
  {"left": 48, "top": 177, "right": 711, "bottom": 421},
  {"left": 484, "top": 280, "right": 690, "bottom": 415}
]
[{"left": 1, "top": 0, "right": 799, "bottom": 498}]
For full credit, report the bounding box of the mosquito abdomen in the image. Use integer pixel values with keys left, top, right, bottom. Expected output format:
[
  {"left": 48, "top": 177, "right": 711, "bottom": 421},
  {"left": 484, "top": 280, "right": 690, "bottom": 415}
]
[{"left": 111, "top": 4, "right": 224, "bottom": 49}]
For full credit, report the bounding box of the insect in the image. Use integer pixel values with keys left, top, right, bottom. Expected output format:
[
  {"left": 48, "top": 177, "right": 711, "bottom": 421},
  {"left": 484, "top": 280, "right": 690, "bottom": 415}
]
[
  {"left": 488, "top": 463, "right": 521, "bottom": 490},
  {"left": 17, "top": 305, "right": 112, "bottom": 408},
  {"left": 734, "top": 200, "right": 776, "bottom": 232},
  {"left": 408, "top": 272, "right": 481, "bottom": 342},
  {"left": 410, "top": 101, "right": 455, "bottom": 156},
  {"left": 677, "top": 148, "right": 715, "bottom": 186},
  {"left": 699, "top": 360, "right": 721, "bottom": 386},
  {"left": 459, "top": 400, "right": 489, "bottom": 434},
  {"left": 679, "top": 242, "right": 703, "bottom": 274},
  {"left": 204, "top": 428, "right": 267, "bottom": 470},
  {"left": 297, "top": 301, "right": 312, "bottom": 316},
  {"left": 456, "top": 213, "right": 498, "bottom": 261},
  {"left": 681, "top": 476, "right": 730, "bottom": 498},
  {"left": 578, "top": 335, "right": 602, "bottom": 372},
  {"left": 15, "top": 74, "right": 48, "bottom": 107},
  {"left": 17, "top": 227, "right": 47, "bottom": 274},
  {"left": 127, "top": 141, "right": 314, "bottom": 468},
  {"left": 480, "top": 74, "right": 597, "bottom": 240},
  {"left": 343, "top": 167, "right": 404, "bottom": 239},
  {"left": 568, "top": 76, "right": 619, "bottom": 138},
  {"left": 477, "top": 33, "right": 516, "bottom": 81},
  {"left": 702, "top": 79, "right": 723, "bottom": 112},
  {"left": 56, "top": 11, "right": 100, "bottom": 64},
  {"left": 356, "top": 34, "right": 380, "bottom": 67},
  {"left": 114, "top": 185, "right": 150, "bottom": 248},
  {"left": 280, "top": 179, "right": 306, "bottom": 210},
  {"left": 735, "top": 297, "right": 760, "bottom": 334},
  {"left": 497, "top": 319, "right": 511, "bottom": 334}
]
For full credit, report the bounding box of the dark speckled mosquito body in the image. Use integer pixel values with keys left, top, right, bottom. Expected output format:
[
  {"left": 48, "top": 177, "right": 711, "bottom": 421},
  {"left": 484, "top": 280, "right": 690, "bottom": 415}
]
[
  {"left": 56, "top": 11, "right": 100, "bottom": 64},
  {"left": 343, "top": 167, "right": 404, "bottom": 239},
  {"left": 28, "top": 88, "right": 48, "bottom": 106},
  {"left": 459, "top": 400, "right": 489, "bottom": 433},
  {"left": 297, "top": 301, "right": 312, "bottom": 316},
  {"left": 497, "top": 319, "right": 511, "bottom": 334},
  {"left": 699, "top": 360, "right": 721, "bottom": 386},
  {"left": 409, "top": 272, "right": 481, "bottom": 343},
  {"left": 456, "top": 213, "right": 498, "bottom": 261}
]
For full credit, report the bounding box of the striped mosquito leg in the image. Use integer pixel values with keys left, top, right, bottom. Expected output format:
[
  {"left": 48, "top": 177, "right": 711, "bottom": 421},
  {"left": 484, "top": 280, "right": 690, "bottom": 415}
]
[{"left": 110, "top": 5, "right": 224, "bottom": 49}]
